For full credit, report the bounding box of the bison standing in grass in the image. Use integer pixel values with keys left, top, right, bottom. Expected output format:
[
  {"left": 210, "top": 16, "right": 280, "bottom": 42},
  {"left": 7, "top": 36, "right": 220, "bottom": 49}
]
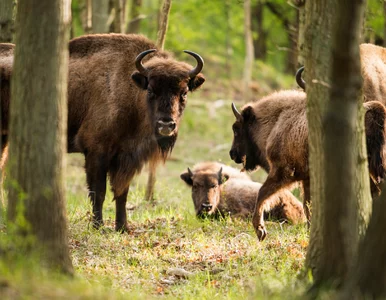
[
  {"left": 0, "top": 34, "right": 205, "bottom": 232},
  {"left": 180, "top": 162, "right": 306, "bottom": 224},
  {"left": 230, "top": 89, "right": 386, "bottom": 241}
]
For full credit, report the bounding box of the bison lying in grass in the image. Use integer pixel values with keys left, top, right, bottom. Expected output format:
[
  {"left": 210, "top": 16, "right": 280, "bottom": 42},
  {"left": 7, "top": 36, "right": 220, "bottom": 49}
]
[
  {"left": 180, "top": 162, "right": 306, "bottom": 224},
  {"left": 230, "top": 89, "right": 386, "bottom": 241}
]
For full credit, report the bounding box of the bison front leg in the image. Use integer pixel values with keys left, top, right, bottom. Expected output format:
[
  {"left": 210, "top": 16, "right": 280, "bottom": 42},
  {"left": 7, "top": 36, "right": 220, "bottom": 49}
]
[
  {"left": 85, "top": 152, "right": 108, "bottom": 229},
  {"left": 252, "top": 169, "right": 294, "bottom": 241},
  {"left": 114, "top": 188, "right": 129, "bottom": 232}
]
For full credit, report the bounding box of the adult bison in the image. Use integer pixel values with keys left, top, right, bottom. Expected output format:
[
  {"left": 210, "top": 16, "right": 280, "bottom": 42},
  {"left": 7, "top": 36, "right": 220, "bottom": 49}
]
[
  {"left": 0, "top": 34, "right": 205, "bottom": 232},
  {"left": 180, "top": 161, "right": 306, "bottom": 224},
  {"left": 230, "top": 90, "right": 386, "bottom": 241}
]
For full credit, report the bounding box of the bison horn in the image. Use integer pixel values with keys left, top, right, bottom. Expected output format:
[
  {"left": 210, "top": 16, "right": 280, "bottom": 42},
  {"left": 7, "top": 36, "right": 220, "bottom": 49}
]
[
  {"left": 135, "top": 49, "right": 157, "bottom": 75},
  {"left": 188, "top": 167, "right": 193, "bottom": 177},
  {"left": 296, "top": 66, "right": 306, "bottom": 90},
  {"left": 232, "top": 103, "right": 243, "bottom": 122},
  {"left": 184, "top": 50, "right": 204, "bottom": 78}
]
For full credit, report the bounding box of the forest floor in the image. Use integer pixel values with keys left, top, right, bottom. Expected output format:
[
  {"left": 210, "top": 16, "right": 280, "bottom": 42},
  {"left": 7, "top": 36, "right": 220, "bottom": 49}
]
[{"left": 0, "top": 73, "right": 311, "bottom": 299}]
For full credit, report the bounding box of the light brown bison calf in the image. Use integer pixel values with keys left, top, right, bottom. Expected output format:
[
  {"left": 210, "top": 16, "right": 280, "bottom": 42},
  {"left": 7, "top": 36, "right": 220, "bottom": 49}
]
[{"left": 180, "top": 162, "right": 306, "bottom": 224}]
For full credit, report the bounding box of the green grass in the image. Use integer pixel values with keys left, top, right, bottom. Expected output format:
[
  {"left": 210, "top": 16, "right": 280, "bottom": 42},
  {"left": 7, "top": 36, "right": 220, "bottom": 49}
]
[{"left": 0, "top": 73, "right": 310, "bottom": 299}]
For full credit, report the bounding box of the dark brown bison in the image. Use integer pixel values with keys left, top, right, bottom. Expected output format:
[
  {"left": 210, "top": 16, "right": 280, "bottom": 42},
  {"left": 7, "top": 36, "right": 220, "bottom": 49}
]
[
  {"left": 0, "top": 43, "right": 13, "bottom": 154},
  {"left": 0, "top": 34, "right": 205, "bottom": 232},
  {"left": 180, "top": 162, "right": 306, "bottom": 224},
  {"left": 230, "top": 90, "right": 386, "bottom": 241}
]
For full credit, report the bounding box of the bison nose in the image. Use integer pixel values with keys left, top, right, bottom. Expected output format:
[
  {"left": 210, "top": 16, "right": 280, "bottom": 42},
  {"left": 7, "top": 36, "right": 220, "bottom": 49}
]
[
  {"left": 201, "top": 203, "right": 213, "bottom": 211},
  {"left": 157, "top": 119, "right": 176, "bottom": 136},
  {"left": 230, "top": 149, "right": 237, "bottom": 161}
]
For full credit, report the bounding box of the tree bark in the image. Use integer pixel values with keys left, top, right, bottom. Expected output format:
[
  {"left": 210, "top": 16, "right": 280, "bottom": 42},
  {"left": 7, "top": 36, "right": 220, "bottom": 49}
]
[
  {"left": 317, "top": 0, "right": 367, "bottom": 288},
  {"left": 156, "top": 0, "right": 172, "bottom": 50},
  {"left": 126, "top": 0, "right": 143, "bottom": 33},
  {"left": 92, "top": 0, "right": 110, "bottom": 33},
  {"left": 112, "top": 0, "right": 127, "bottom": 33},
  {"left": 243, "top": 0, "right": 254, "bottom": 100},
  {"left": 0, "top": 0, "right": 14, "bottom": 43},
  {"left": 344, "top": 181, "right": 386, "bottom": 298},
  {"left": 7, "top": 0, "right": 73, "bottom": 275},
  {"left": 304, "top": 0, "right": 334, "bottom": 282},
  {"left": 295, "top": 0, "right": 306, "bottom": 66},
  {"left": 251, "top": 0, "right": 266, "bottom": 60}
]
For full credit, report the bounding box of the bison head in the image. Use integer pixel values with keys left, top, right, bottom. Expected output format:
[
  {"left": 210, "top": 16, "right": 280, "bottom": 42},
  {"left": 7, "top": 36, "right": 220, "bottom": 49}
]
[
  {"left": 131, "top": 49, "right": 205, "bottom": 155},
  {"left": 180, "top": 167, "right": 229, "bottom": 218},
  {"left": 229, "top": 103, "right": 269, "bottom": 172}
]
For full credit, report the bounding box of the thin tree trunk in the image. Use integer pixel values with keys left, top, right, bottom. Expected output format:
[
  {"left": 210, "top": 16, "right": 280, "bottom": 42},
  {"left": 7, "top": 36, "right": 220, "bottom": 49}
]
[
  {"left": 243, "top": 0, "right": 254, "bottom": 100},
  {"left": 295, "top": 0, "right": 306, "bottom": 66},
  {"left": 224, "top": 0, "right": 232, "bottom": 79},
  {"left": 85, "top": 0, "right": 92, "bottom": 33},
  {"left": 112, "top": 0, "right": 127, "bottom": 33},
  {"left": 0, "top": 0, "right": 14, "bottom": 43},
  {"left": 92, "top": 0, "right": 110, "bottom": 33},
  {"left": 126, "top": 0, "right": 142, "bottom": 33},
  {"left": 317, "top": 0, "right": 366, "bottom": 288},
  {"left": 384, "top": 0, "right": 386, "bottom": 47},
  {"left": 252, "top": 0, "right": 266, "bottom": 60},
  {"left": 7, "top": 0, "right": 73, "bottom": 275},
  {"left": 156, "top": 0, "right": 172, "bottom": 49}
]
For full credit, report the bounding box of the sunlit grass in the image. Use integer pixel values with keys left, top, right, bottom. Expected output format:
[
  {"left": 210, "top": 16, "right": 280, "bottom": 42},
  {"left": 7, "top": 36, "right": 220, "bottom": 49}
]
[{"left": 0, "top": 79, "right": 310, "bottom": 298}]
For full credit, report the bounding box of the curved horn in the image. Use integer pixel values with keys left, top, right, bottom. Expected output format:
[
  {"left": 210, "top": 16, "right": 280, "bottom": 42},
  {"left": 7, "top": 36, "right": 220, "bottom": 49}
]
[
  {"left": 135, "top": 49, "right": 157, "bottom": 75},
  {"left": 188, "top": 167, "right": 193, "bottom": 177},
  {"left": 296, "top": 66, "right": 306, "bottom": 90},
  {"left": 232, "top": 103, "right": 243, "bottom": 122},
  {"left": 184, "top": 50, "right": 204, "bottom": 78}
]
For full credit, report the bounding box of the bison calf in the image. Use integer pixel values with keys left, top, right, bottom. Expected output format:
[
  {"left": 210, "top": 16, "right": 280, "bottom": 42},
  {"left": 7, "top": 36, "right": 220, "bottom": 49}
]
[{"left": 180, "top": 162, "right": 306, "bottom": 224}]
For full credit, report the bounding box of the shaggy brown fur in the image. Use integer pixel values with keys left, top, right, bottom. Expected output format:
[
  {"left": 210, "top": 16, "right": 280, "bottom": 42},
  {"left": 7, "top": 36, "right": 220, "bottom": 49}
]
[
  {"left": 230, "top": 90, "right": 386, "bottom": 240},
  {"left": 0, "top": 34, "right": 205, "bottom": 232},
  {"left": 0, "top": 43, "right": 13, "bottom": 154},
  {"left": 180, "top": 162, "right": 306, "bottom": 224}
]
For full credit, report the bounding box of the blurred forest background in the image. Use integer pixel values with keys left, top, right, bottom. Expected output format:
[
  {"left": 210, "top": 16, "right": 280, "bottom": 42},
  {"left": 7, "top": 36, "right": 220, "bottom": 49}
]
[{"left": 70, "top": 0, "right": 385, "bottom": 96}]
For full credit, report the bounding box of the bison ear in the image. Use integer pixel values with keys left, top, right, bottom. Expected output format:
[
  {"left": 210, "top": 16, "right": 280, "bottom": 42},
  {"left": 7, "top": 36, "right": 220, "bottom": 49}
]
[
  {"left": 188, "top": 74, "right": 205, "bottom": 92},
  {"left": 131, "top": 72, "right": 148, "bottom": 90},
  {"left": 180, "top": 168, "right": 194, "bottom": 186},
  {"left": 242, "top": 106, "right": 254, "bottom": 123},
  {"left": 218, "top": 167, "right": 229, "bottom": 184}
]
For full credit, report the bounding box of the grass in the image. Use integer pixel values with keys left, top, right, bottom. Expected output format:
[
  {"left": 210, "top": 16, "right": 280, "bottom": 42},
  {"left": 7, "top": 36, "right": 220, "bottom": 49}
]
[{"left": 0, "top": 72, "right": 311, "bottom": 299}]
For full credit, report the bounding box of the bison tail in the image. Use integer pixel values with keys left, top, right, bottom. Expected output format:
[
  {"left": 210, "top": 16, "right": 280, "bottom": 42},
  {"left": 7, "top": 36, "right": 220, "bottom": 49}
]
[{"left": 364, "top": 101, "right": 386, "bottom": 184}]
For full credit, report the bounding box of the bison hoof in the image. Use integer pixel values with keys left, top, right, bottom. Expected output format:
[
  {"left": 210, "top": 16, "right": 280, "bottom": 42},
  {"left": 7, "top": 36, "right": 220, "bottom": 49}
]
[
  {"left": 255, "top": 225, "right": 267, "bottom": 241},
  {"left": 115, "top": 223, "right": 130, "bottom": 233}
]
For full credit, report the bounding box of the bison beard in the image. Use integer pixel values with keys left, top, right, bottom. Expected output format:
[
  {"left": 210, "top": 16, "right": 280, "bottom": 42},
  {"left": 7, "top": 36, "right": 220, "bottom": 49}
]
[{"left": 0, "top": 34, "right": 205, "bottom": 232}]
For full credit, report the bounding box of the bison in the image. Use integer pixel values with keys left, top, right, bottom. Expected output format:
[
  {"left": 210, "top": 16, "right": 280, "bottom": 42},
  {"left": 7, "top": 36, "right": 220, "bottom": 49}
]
[
  {"left": 230, "top": 89, "right": 386, "bottom": 241},
  {"left": 180, "top": 162, "right": 306, "bottom": 224},
  {"left": 0, "top": 34, "right": 205, "bottom": 232}
]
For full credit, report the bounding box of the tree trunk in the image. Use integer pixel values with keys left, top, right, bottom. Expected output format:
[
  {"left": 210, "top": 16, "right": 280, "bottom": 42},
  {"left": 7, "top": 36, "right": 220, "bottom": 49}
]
[
  {"left": 384, "top": 0, "right": 386, "bottom": 47},
  {"left": 112, "top": 0, "right": 127, "bottom": 33},
  {"left": 0, "top": 0, "right": 14, "bottom": 43},
  {"left": 304, "top": 0, "right": 334, "bottom": 282},
  {"left": 156, "top": 0, "right": 172, "bottom": 49},
  {"left": 126, "top": 0, "right": 142, "bottom": 33},
  {"left": 295, "top": 0, "right": 306, "bottom": 66},
  {"left": 85, "top": 0, "right": 92, "bottom": 33},
  {"left": 251, "top": 0, "right": 266, "bottom": 60},
  {"left": 243, "top": 0, "right": 254, "bottom": 100},
  {"left": 92, "top": 0, "right": 110, "bottom": 33},
  {"left": 343, "top": 181, "right": 386, "bottom": 298},
  {"left": 316, "top": 0, "right": 367, "bottom": 288},
  {"left": 7, "top": 0, "right": 73, "bottom": 275}
]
